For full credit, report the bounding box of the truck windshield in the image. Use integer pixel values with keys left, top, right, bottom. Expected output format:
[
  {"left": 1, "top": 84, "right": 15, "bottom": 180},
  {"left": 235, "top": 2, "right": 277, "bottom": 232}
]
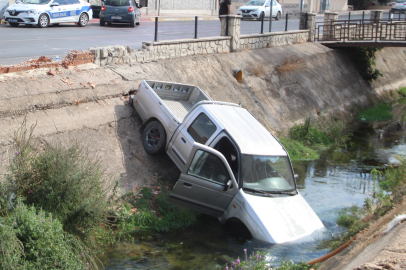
[{"left": 241, "top": 155, "right": 296, "bottom": 193}]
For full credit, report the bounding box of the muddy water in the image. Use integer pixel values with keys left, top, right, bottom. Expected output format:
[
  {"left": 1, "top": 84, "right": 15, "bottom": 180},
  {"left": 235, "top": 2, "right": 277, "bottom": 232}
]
[{"left": 100, "top": 105, "right": 406, "bottom": 270}]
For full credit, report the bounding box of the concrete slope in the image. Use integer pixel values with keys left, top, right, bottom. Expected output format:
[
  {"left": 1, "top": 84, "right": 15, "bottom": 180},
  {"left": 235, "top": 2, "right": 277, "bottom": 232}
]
[{"left": 1, "top": 43, "right": 406, "bottom": 191}]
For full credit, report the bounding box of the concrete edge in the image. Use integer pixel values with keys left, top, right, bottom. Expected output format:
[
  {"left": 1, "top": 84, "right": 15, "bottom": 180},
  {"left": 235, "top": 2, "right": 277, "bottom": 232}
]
[{"left": 146, "top": 17, "right": 219, "bottom": 21}]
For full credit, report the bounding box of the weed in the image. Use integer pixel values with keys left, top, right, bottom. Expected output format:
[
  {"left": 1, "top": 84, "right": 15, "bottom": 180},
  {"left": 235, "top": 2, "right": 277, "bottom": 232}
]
[
  {"left": 356, "top": 103, "right": 393, "bottom": 122},
  {"left": 247, "top": 63, "right": 266, "bottom": 77},
  {"left": 288, "top": 116, "right": 352, "bottom": 149},
  {"left": 398, "top": 87, "right": 406, "bottom": 97},
  {"left": 0, "top": 198, "right": 97, "bottom": 269},
  {"left": 380, "top": 158, "right": 406, "bottom": 191},
  {"left": 336, "top": 206, "right": 364, "bottom": 228},
  {"left": 342, "top": 46, "right": 382, "bottom": 81},
  {"left": 278, "top": 137, "right": 319, "bottom": 161},
  {"left": 275, "top": 56, "right": 306, "bottom": 78},
  {"left": 227, "top": 249, "right": 313, "bottom": 270},
  {"left": 5, "top": 120, "right": 118, "bottom": 240},
  {"left": 321, "top": 159, "right": 406, "bottom": 251},
  {"left": 276, "top": 261, "right": 314, "bottom": 270},
  {"left": 114, "top": 185, "right": 197, "bottom": 234}
]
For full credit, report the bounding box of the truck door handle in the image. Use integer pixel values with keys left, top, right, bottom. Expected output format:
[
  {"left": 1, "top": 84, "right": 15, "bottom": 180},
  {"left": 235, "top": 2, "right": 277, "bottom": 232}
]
[
  {"left": 181, "top": 138, "right": 186, "bottom": 144},
  {"left": 183, "top": 182, "right": 192, "bottom": 188}
]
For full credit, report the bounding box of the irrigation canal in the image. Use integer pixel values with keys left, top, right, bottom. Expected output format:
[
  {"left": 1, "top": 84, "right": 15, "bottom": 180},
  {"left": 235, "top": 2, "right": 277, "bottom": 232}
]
[{"left": 100, "top": 101, "right": 406, "bottom": 270}]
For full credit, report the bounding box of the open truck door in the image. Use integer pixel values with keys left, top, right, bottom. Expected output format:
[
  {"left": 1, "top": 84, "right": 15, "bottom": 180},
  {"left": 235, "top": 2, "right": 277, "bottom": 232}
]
[{"left": 168, "top": 142, "right": 239, "bottom": 217}]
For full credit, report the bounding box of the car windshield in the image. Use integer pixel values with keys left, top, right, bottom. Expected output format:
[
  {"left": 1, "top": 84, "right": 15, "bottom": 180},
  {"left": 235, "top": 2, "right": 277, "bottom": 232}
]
[
  {"left": 241, "top": 155, "right": 296, "bottom": 193},
  {"left": 105, "top": 0, "right": 131, "bottom": 6},
  {"left": 245, "top": 0, "right": 265, "bottom": 5},
  {"left": 23, "top": 0, "right": 51, "bottom": 4}
]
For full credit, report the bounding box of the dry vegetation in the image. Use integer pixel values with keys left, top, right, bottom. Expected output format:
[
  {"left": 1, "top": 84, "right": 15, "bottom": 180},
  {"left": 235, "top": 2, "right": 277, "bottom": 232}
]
[
  {"left": 247, "top": 63, "right": 266, "bottom": 77},
  {"left": 275, "top": 56, "right": 306, "bottom": 78}
]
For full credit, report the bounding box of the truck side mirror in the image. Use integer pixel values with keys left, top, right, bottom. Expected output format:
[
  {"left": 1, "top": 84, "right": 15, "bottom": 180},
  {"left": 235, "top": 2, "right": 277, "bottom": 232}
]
[{"left": 223, "top": 180, "right": 233, "bottom": 191}]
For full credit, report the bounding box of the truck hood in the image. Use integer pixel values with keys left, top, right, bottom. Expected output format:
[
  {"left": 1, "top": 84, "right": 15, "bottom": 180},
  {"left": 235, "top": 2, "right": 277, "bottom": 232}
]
[{"left": 237, "top": 190, "right": 324, "bottom": 244}]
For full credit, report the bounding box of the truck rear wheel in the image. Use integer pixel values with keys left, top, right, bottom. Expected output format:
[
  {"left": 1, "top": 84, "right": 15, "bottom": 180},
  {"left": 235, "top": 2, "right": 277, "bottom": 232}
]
[{"left": 142, "top": 121, "right": 166, "bottom": 154}]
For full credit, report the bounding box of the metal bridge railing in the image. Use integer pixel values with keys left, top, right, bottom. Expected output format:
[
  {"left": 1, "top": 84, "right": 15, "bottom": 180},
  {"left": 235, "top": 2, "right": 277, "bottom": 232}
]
[{"left": 315, "top": 17, "right": 406, "bottom": 44}]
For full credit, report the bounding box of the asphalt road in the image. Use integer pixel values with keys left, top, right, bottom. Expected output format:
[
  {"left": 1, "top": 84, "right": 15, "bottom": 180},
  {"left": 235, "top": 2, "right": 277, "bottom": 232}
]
[
  {"left": 1, "top": 11, "right": 400, "bottom": 66},
  {"left": 0, "top": 18, "right": 300, "bottom": 66}
]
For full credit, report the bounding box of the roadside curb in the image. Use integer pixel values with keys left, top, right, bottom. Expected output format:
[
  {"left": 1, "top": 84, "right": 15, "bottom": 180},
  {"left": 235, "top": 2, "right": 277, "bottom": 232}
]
[
  {"left": 89, "top": 17, "right": 218, "bottom": 23},
  {"left": 144, "top": 17, "right": 219, "bottom": 21}
]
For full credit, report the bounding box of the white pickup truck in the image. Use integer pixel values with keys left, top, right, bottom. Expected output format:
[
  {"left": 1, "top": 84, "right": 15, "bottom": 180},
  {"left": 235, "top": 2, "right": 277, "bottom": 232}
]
[{"left": 130, "top": 80, "right": 324, "bottom": 244}]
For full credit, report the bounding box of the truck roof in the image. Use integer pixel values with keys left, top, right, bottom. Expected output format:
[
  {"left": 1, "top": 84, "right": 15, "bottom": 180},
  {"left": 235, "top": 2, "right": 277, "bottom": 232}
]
[{"left": 204, "top": 104, "right": 287, "bottom": 156}]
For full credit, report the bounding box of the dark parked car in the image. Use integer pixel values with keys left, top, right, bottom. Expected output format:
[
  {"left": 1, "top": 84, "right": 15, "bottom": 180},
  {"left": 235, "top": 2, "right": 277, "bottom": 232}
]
[{"left": 100, "top": 0, "right": 141, "bottom": 27}]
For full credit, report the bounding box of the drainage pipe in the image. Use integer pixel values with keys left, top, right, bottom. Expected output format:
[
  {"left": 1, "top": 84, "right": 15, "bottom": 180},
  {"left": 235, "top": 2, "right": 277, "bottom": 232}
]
[{"left": 307, "top": 235, "right": 357, "bottom": 265}]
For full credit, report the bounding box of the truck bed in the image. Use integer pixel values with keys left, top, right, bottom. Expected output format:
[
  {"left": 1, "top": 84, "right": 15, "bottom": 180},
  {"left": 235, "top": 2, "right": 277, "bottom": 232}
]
[{"left": 146, "top": 81, "right": 212, "bottom": 122}]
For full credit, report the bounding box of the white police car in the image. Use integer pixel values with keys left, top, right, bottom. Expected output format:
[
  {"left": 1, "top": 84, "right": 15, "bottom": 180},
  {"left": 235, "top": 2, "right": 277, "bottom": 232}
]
[{"left": 4, "top": 0, "right": 93, "bottom": 28}]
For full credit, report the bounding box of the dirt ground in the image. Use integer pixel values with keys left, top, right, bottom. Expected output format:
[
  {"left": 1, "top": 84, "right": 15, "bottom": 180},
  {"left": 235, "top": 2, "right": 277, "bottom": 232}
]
[{"left": 1, "top": 43, "right": 406, "bottom": 269}]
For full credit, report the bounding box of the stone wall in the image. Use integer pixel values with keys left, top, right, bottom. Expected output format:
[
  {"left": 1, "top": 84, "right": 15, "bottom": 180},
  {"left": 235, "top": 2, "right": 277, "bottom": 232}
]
[
  {"left": 90, "top": 37, "right": 231, "bottom": 66},
  {"left": 90, "top": 29, "right": 309, "bottom": 67},
  {"left": 239, "top": 30, "right": 309, "bottom": 50}
]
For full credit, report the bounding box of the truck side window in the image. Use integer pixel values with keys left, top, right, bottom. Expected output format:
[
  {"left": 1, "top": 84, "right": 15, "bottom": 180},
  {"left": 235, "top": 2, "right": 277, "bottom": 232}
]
[
  {"left": 187, "top": 113, "right": 217, "bottom": 144},
  {"left": 187, "top": 150, "right": 230, "bottom": 185}
]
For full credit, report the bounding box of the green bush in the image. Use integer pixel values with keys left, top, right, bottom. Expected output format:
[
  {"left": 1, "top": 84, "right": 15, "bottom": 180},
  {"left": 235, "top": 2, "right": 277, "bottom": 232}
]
[
  {"left": 278, "top": 138, "right": 319, "bottom": 161},
  {"left": 336, "top": 206, "right": 364, "bottom": 228},
  {"left": 379, "top": 158, "right": 406, "bottom": 191},
  {"left": 6, "top": 122, "right": 118, "bottom": 237},
  {"left": 398, "top": 87, "right": 406, "bottom": 97},
  {"left": 356, "top": 103, "right": 393, "bottom": 122},
  {"left": 115, "top": 186, "right": 197, "bottom": 233},
  {"left": 288, "top": 116, "right": 351, "bottom": 149},
  {"left": 342, "top": 47, "right": 382, "bottom": 81},
  {"left": 0, "top": 198, "right": 96, "bottom": 270}
]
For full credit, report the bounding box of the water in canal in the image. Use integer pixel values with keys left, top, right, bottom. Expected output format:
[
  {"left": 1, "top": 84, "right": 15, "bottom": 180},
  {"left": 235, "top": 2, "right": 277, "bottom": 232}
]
[{"left": 100, "top": 103, "right": 406, "bottom": 270}]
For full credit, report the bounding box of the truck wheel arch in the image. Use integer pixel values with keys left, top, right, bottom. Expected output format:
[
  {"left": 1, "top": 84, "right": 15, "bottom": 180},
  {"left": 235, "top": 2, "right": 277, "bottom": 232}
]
[
  {"left": 223, "top": 217, "right": 253, "bottom": 239},
  {"left": 141, "top": 119, "right": 167, "bottom": 154}
]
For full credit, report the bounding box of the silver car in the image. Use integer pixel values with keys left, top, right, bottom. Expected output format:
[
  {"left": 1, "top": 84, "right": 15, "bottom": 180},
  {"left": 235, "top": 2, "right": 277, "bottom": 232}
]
[
  {"left": 392, "top": 0, "right": 406, "bottom": 11},
  {"left": 238, "top": 0, "right": 282, "bottom": 20},
  {"left": 99, "top": 0, "right": 141, "bottom": 27}
]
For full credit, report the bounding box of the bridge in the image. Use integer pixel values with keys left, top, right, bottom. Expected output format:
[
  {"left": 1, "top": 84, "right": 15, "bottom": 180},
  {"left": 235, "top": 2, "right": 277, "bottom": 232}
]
[{"left": 310, "top": 11, "right": 406, "bottom": 48}]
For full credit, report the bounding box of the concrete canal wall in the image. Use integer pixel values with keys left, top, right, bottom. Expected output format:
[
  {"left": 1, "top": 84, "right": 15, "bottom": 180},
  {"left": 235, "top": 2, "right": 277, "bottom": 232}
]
[{"left": 1, "top": 43, "right": 406, "bottom": 187}]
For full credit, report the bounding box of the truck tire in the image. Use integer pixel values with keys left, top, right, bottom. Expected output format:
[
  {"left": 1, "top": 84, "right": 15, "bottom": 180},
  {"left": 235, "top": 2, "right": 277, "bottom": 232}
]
[{"left": 142, "top": 121, "right": 166, "bottom": 154}]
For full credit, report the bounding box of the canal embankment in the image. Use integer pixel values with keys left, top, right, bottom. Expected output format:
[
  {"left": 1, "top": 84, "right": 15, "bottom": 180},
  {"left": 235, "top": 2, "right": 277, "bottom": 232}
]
[
  {"left": 1, "top": 42, "right": 406, "bottom": 188},
  {"left": 1, "top": 42, "right": 406, "bottom": 269}
]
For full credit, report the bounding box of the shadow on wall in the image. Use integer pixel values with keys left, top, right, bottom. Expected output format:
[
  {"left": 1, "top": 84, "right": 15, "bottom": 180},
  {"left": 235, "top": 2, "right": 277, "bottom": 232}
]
[{"left": 114, "top": 101, "right": 180, "bottom": 193}]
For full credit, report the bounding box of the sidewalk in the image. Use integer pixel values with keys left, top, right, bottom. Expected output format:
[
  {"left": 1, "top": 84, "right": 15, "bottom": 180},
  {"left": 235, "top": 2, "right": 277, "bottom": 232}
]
[
  {"left": 140, "top": 12, "right": 219, "bottom": 21},
  {"left": 88, "top": 12, "right": 220, "bottom": 23}
]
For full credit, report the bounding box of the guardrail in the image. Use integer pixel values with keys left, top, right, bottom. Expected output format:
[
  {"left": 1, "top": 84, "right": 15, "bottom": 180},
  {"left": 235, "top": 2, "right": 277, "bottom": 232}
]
[{"left": 153, "top": 13, "right": 302, "bottom": 42}]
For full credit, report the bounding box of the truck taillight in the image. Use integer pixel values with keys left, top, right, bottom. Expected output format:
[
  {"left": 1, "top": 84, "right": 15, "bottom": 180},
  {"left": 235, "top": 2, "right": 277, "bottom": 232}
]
[
  {"left": 128, "top": 6, "right": 134, "bottom": 12},
  {"left": 101, "top": 5, "right": 106, "bottom": 11}
]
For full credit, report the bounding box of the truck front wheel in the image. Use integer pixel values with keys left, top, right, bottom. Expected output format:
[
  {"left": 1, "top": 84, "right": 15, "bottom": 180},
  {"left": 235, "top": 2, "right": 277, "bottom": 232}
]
[{"left": 142, "top": 121, "right": 166, "bottom": 154}]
